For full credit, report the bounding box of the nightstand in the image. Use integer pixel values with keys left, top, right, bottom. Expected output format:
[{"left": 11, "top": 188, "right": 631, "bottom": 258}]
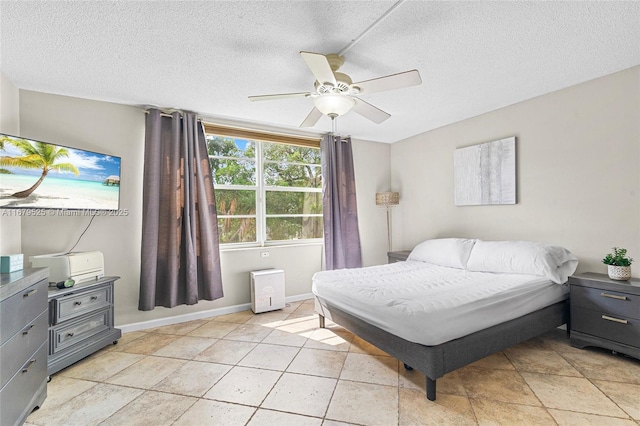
[
  {"left": 387, "top": 250, "right": 411, "bottom": 264},
  {"left": 569, "top": 273, "right": 640, "bottom": 360}
]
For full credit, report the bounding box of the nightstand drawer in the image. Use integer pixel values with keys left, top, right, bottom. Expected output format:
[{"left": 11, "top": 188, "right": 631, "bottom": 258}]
[
  {"left": 52, "top": 286, "right": 111, "bottom": 324},
  {"left": 571, "top": 306, "right": 640, "bottom": 348},
  {"left": 51, "top": 308, "right": 111, "bottom": 354},
  {"left": 571, "top": 285, "right": 639, "bottom": 320},
  {"left": 0, "top": 279, "right": 48, "bottom": 346}
]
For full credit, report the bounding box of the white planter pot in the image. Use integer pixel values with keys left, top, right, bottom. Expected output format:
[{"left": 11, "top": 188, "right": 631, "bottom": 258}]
[{"left": 607, "top": 265, "right": 631, "bottom": 281}]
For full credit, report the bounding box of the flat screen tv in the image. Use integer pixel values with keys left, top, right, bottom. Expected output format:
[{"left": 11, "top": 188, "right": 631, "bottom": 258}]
[{"left": 0, "top": 133, "right": 121, "bottom": 211}]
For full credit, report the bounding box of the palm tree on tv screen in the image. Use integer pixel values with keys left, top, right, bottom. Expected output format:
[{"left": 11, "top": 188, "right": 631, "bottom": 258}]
[{"left": 0, "top": 139, "right": 80, "bottom": 198}]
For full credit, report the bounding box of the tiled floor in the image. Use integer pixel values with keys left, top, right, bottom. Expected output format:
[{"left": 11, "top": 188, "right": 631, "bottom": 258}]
[{"left": 27, "top": 299, "right": 640, "bottom": 425}]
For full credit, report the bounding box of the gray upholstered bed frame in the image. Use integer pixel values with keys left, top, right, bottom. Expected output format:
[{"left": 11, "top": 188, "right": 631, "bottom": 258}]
[{"left": 315, "top": 297, "right": 569, "bottom": 401}]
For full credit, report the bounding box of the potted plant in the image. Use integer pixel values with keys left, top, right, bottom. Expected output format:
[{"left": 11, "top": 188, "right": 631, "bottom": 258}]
[{"left": 602, "top": 247, "right": 633, "bottom": 280}]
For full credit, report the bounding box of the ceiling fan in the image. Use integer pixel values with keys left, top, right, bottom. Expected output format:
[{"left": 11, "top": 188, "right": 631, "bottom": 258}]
[{"left": 248, "top": 51, "right": 422, "bottom": 127}]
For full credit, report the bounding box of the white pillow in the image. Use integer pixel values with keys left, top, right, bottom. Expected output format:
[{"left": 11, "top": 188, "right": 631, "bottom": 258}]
[
  {"left": 466, "top": 240, "right": 579, "bottom": 284},
  {"left": 408, "top": 238, "right": 476, "bottom": 269}
]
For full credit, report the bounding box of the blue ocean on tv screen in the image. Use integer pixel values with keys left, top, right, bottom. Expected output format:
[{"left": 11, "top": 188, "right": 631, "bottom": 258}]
[{"left": 0, "top": 135, "right": 121, "bottom": 210}]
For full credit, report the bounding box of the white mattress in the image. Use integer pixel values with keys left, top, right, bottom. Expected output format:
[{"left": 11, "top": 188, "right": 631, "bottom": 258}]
[{"left": 312, "top": 261, "right": 568, "bottom": 346}]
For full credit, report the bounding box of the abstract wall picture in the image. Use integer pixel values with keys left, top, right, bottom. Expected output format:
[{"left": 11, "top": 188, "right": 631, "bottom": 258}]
[{"left": 454, "top": 136, "right": 516, "bottom": 206}]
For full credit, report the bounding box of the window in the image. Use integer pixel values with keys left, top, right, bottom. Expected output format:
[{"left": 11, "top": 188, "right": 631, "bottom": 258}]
[{"left": 205, "top": 126, "right": 322, "bottom": 246}]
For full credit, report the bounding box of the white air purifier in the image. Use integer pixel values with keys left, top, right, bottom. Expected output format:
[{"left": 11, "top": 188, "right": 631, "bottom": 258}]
[{"left": 250, "top": 269, "right": 286, "bottom": 314}]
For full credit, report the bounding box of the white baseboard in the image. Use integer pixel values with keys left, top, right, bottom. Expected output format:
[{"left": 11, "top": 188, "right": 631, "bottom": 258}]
[{"left": 119, "top": 293, "right": 314, "bottom": 334}]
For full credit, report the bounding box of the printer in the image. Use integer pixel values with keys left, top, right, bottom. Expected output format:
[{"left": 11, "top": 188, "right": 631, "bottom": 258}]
[{"left": 30, "top": 251, "right": 105, "bottom": 285}]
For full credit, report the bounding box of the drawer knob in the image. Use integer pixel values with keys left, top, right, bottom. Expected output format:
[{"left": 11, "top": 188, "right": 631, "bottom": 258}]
[
  {"left": 67, "top": 332, "right": 75, "bottom": 337},
  {"left": 22, "top": 324, "right": 35, "bottom": 335},
  {"left": 600, "top": 293, "right": 628, "bottom": 301},
  {"left": 602, "top": 315, "right": 628, "bottom": 324},
  {"left": 21, "top": 359, "right": 36, "bottom": 373},
  {"left": 23, "top": 289, "right": 37, "bottom": 298},
  {"left": 90, "top": 296, "right": 98, "bottom": 301},
  {"left": 74, "top": 301, "right": 82, "bottom": 306}
]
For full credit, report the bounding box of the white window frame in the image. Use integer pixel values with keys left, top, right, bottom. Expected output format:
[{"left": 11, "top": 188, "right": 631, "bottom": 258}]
[{"left": 208, "top": 137, "right": 323, "bottom": 248}]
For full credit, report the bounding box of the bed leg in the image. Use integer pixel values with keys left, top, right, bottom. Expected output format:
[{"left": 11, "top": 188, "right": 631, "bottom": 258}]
[
  {"left": 318, "top": 315, "right": 325, "bottom": 328},
  {"left": 426, "top": 377, "right": 436, "bottom": 401}
]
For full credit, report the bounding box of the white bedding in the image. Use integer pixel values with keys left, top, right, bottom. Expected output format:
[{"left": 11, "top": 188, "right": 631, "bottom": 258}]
[{"left": 312, "top": 261, "right": 568, "bottom": 346}]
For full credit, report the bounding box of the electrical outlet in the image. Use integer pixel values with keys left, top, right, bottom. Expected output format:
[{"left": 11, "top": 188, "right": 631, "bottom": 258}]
[{"left": 260, "top": 251, "right": 270, "bottom": 258}]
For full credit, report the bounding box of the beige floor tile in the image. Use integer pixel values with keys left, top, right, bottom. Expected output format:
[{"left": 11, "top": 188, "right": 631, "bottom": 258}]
[
  {"left": 147, "top": 319, "right": 208, "bottom": 335},
  {"left": 100, "top": 390, "right": 196, "bottom": 426},
  {"left": 399, "top": 368, "right": 468, "bottom": 397},
  {"left": 521, "top": 372, "right": 627, "bottom": 417},
  {"left": 248, "top": 408, "right": 323, "bottom": 426},
  {"left": 27, "top": 383, "right": 143, "bottom": 426},
  {"left": 340, "top": 353, "right": 399, "bottom": 386},
  {"left": 194, "top": 339, "right": 257, "bottom": 365},
  {"left": 287, "top": 348, "right": 347, "bottom": 378},
  {"left": 105, "top": 356, "right": 186, "bottom": 389},
  {"left": 262, "top": 372, "right": 337, "bottom": 417},
  {"left": 113, "top": 331, "right": 148, "bottom": 347},
  {"left": 59, "top": 351, "right": 145, "bottom": 381},
  {"left": 304, "top": 328, "right": 353, "bottom": 352},
  {"left": 399, "top": 388, "right": 477, "bottom": 426},
  {"left": 539, "top": 330, "right": 584, "bottom": 354},
  {"left": 186, "top": 320, "right": 241, "bottom": 338},
  {"left": 467, "top": 352, "right": 515, "bottom": 370},
  {"left": 291, "top": 301, "right": 318, "bottom": 316},
  {"left": 173, "top": 399, "right": 256, "bottom": 426},
  {"left": 211, "top": 310, "right": 254, "bottom": 324},
  {"left": 470, "top": 398, "right": 556, "bottom": 425},
  {"left": 322, "top": 420, "right": 359, "bottom": 426},
  {"left": 326, "top": 380, "right": 398, "bottom": 425},
  {"left": 204, "top": 365, "right": 281, "bottom": 406},
  {"left": 592, "top": 380, "right": 640, "bottom": 420},
  {"left": 560, "top": 349, "right": 640, "bottom": 384},
  {"left": 349, "top": 336, "right": 390, "bottom": 356},
  {"left": 112, "top": 332, "right": 181, "bottom": 354},
  {"left": 548, "top": 409, "right": 637, "bottom": 426},
  {"left": 152, "top": 360, "right": 231, "bottom": 396},
  {"left": 223, "top": 323, "right": 274, "bottom": 342},
  {"left": 281, "top": 301, "right": 303, "bottom": 314},
  {"left": 262, "top": 328, "right": 309, "bottom": 347},
  {"left": 27, "top": 376, "right": 97, "bottom": 414},
  {"left": 277, "top": 315, "right": 320, "bottom": 335},
  {"left": 152, "top": 335, "right": 216, "bottom": 359},
  {"left": 460, "top": 367, "right": 540, "bottom": 406},
  {"left": 245, "top": 311, "right": 290, "bottom": 326},
  {"left": 505, "top": 346, "right": 583, "bottom": 376},
  {"left": 238, "top": 343, "right": 300, "bottom": 371}
]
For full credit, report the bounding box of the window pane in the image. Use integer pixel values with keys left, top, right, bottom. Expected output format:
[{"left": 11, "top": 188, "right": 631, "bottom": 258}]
[
  {"left": 215, "top": 189, "right": 256, "bottom": 215},
  {"left": 263, "top": 164, "right": 322, "bottom": 188},
  {"left": 218, "top": 218, "right": 256, "bottom": 244},
  {"left": 263, "top": 143, "right": 321, "bottom": 164},
  {"left": 210, "top": 158, "right": 256, "bottom": 185},
  {"left": 266, "top": 191, "right": 322, "bottom": 215},
  {"left": 206, "top": 136, "right": 255, "bottom": 159},
  {"left": 266, "top": 216, "right": 323, "bottom": 241}
]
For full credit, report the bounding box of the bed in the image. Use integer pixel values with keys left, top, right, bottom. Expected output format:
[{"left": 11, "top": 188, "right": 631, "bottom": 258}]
[{"left": 312, "top": 238, "right": 578, "bottom": 401}]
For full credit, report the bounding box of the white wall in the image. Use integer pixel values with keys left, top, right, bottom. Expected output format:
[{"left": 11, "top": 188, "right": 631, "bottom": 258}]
[
  {"left": 0, "top": 72, "right": 22, "bottom": 255},
  {"left": 391, "top": 66, "right": 640, "bottom": 276},
  {"left": 18, "top": 90, "right": 389, "bottom": 326}
]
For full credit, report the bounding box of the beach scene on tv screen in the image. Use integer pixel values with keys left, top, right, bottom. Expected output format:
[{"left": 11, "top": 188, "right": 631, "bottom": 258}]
[{"left": 0, "top": 135, "right": 121, "bottom": 210}]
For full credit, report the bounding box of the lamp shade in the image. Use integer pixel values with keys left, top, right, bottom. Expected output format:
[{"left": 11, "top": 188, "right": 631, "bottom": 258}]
[
  {"left": 314, "top": 94, "right": 356, "bottom": 116},
  {"left": 376, "top": 192, "right": 400, "bottom": 207}
]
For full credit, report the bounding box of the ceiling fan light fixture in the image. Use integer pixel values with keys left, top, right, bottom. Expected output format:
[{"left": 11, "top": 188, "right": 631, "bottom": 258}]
[{"left": 314, "top": 94, "right": 355, "bottom": 116}]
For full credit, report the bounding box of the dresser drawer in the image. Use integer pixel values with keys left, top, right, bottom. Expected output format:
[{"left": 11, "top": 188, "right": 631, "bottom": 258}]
[
  {"left": 51, "top": 286, "right": 111, "bottom": 325},
  {"left": 571, "top": 285, "right": 639, "bottom": 320},
  {"left": 50, "top": 308, "right": 111, "bottom": 354},
  {"left": 571, "top": 306, "right": 640, "bottom": 348},
  {"left": 0, "top": 310, "right": 48, "bottom": 389},
  {"left": 0, "top": 279, "right": 47, "bottom": 346},
  {"left": 0, "top": 341, "right": 48, "bottom": 426}
]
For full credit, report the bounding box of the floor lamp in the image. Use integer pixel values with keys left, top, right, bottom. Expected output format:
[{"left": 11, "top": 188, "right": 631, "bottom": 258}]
[{"left": 376, "top": 192, "right": 400, "bottom": 253}]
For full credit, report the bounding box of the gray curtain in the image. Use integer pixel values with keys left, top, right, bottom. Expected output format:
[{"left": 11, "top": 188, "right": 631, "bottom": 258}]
[
  {"left": 321, "top": 134, "right": 362, "bottom": 270},
  {"left": 139, "top": 109, "right": 223, "bottom": 310}
]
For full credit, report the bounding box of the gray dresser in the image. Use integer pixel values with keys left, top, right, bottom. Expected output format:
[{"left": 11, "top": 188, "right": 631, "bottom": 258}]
[
  {"left": 47, "top": 276, "right": 121, "bottom": 375},
  {"left": 569, "top": 272, "right": 640, "bottom": 360},
  {"left": 0, "top": 268, "right": 49, "bottom": 426}
]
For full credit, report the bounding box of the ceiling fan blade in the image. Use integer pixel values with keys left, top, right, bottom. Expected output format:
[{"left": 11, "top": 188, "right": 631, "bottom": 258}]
[
  {"left": 352, "top": 98, "right": 391, "bottom": 124},
  {"left": 353, "top": 69, "right": 422, "bottom": 95},
  {"left": 300, "top": 107, "right": 323, "bottom": 128},
  {"left": 300, "top": 51, "right": 336, "bottom": 86},
  {"left": 248, "top": 92, "right": 311, "bottom": 102}
]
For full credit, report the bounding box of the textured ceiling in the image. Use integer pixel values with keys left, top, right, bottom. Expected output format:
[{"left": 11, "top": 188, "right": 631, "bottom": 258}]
[{"left": 1, "top": 1, "right": 639, "bottom": 143}]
